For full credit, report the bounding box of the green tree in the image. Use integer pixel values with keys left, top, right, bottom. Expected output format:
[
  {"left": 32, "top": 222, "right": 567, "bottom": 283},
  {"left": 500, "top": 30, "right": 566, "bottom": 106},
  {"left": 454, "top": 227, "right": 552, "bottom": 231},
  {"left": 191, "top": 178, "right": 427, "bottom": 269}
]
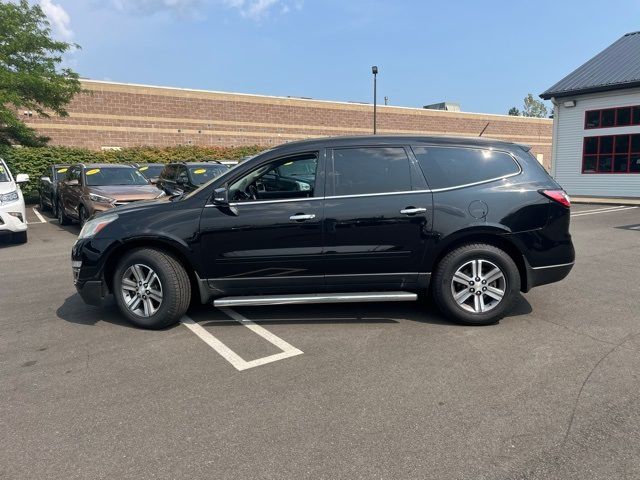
[
  {"left": 0, "top": 0, "right": 81, "bottom": 147},
  {"left": 522, "top": 93, "right": 548, "bottom": 118},
  {"left": 508, "top": 106, "right": 521, "bottom": 116}
]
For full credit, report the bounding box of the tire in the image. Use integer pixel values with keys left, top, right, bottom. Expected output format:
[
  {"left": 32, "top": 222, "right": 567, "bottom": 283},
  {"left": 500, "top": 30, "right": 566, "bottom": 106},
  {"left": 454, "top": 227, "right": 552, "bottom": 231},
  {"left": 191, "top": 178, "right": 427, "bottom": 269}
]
[
  {"left": 113, "top": 248, "right": 191, "bottom": 329},
  {"left": 78, "top": 205, "right": 87, "bottom": 227},
  {"left": 57, "top": 200, "right": 71, "bottom": 225},
  {"left": 432, "top": 243, "right": 520, "bottom": 326},
  {"left": 12, "top": 231, "right": 27, "bottom": 244},
  {"left": 51, "top": 196, "right": 58, "bottom": 218}
]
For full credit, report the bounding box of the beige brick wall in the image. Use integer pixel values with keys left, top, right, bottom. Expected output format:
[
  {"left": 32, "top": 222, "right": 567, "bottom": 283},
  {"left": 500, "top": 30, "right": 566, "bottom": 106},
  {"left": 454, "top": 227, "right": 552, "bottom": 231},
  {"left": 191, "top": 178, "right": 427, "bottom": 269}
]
[{"left": 23, "top": 80, "right": 553, "bottom": 168}]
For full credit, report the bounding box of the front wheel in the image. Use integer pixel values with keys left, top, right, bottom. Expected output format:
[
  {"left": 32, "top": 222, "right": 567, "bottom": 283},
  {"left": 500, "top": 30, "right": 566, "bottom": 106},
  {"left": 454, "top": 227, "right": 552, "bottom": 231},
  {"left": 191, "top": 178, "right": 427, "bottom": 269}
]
[
  {"left": 113, "top": 248, "right": 191, "bottom": 329},
  {"left": 432, "top": 243, "right": 520, "bottom": 326},
  {"left": 58, "top": 200, "right": 71, "bottom": 225}
]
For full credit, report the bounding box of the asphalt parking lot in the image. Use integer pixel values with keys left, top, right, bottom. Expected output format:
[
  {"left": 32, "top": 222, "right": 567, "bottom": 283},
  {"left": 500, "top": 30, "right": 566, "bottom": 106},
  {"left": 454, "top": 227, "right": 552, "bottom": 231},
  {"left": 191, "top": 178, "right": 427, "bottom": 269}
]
[{"left": 1, "top": 203, "right": 640, "bottom": 480}]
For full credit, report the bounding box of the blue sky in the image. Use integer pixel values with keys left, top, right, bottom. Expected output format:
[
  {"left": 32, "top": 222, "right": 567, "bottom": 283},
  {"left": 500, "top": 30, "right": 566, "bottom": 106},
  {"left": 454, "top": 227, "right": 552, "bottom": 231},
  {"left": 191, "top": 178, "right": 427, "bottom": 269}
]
[{"left": 36, "top": 0, "right": 640, "bottom": 114}]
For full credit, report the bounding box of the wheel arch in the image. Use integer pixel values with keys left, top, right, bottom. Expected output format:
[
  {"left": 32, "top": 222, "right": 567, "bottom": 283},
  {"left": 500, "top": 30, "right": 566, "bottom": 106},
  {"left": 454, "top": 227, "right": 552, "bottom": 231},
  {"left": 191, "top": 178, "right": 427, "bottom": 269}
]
[
  {"left": 429, "top": 229, "right": 529, "bottom": 292},
  {"left": 103, "top": 237, "right": 202, "bottom": 302}
]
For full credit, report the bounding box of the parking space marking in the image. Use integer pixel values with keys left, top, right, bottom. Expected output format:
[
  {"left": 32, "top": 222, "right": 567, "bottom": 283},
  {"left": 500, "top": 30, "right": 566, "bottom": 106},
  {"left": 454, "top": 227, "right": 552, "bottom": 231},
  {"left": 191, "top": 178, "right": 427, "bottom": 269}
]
[
  {"left": 572, "top": 205, "right": 626, "bottom": 215},
  {"left": 572, "top": 206, "right": 638, "bottom": 217},
  {"left": 29, "top": 207, "right": 47, "bottom": 224},
  {"left": 181, "top": 308, "right": 303, "bottom": 371}
]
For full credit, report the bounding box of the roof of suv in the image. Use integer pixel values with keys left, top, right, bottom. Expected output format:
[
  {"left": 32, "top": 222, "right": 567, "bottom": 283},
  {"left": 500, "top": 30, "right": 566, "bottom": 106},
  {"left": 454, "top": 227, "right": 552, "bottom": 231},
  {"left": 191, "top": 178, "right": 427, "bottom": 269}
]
[
  {"left": 265, "top": 135, "right": 529, "bottom": 154},
  {"left": 77, "top": 163, "right": 136, "bottom": 169},
  {"left": 168, "top": 161, "right": 223, "bottom": 166}
]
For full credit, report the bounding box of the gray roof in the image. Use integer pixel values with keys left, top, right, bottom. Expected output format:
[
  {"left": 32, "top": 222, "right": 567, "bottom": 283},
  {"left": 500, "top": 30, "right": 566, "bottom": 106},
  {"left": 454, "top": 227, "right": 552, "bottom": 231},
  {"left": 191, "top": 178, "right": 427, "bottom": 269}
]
[{"left": 541, "top": 31, "right": 640, "bottom": 99}]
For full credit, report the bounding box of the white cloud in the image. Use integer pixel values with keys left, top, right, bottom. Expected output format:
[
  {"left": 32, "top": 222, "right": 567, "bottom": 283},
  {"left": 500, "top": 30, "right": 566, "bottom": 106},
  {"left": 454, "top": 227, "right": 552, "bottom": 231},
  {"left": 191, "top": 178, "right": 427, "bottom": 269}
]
[
  {"left": 39, "top": 0, "right": 73, "bottom": 40},
  {"left": 104, "top": 0, "right": 302, "bottom": 20},
  {"left": 109, "top": 0, "right": 205, "bottom": 16}
]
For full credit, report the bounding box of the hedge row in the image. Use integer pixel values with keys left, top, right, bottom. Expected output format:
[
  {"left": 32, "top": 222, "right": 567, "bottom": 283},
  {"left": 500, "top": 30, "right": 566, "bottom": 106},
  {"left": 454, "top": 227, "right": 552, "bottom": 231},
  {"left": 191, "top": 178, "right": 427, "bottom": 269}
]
[{"left": 0, "top": 145, "right": 266, "bottom": 202}]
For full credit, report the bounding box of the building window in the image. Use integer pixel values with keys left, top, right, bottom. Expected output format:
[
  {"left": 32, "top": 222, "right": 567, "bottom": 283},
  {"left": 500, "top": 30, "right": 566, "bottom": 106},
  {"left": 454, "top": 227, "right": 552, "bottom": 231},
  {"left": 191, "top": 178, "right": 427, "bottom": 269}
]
[
  {"left": 583, "top": 134, "right": 640, "bottom": 173},
  {"left": 584, "top": 106, "right": 640, "bottom": 129}
]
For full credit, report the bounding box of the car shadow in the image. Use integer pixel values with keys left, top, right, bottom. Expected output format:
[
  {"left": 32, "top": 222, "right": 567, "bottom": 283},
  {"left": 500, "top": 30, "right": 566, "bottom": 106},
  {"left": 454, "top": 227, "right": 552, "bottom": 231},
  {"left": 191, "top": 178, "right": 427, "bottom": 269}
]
[
  {"left": 197, "top": 293, "right": 533, "bottom": 328},
  {"left": 56, "top": 293, "right": 136, "bottom": 329},
  {"left": 57, "top": 292, "right": 533, "bottom": 330}
]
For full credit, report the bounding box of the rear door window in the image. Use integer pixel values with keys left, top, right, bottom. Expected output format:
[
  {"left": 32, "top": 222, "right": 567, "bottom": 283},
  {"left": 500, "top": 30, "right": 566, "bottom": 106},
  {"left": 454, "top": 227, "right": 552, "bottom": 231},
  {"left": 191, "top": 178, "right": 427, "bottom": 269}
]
[
  {"left": 162, "top": 165, "right": 177, "bottom": 181},
  {"left": 412, "top": 146, "right": 520, "bottom": 190},
  {"left": 331, "top": 147, "right": 412, "bottom": 196}
]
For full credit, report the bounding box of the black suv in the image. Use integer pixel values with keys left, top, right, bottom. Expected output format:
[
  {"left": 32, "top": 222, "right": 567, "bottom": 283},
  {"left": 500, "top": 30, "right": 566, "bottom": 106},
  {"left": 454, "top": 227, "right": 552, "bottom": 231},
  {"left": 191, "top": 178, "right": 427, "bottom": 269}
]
[
  {"left": 38, "top": 164, "right": 70, "bottom": 216},
  {"left": 156, "top": 161, "right": 229, "bottom": 196},
  {"left": 72, "top": 136, "right": 574, "bottom": 329}
]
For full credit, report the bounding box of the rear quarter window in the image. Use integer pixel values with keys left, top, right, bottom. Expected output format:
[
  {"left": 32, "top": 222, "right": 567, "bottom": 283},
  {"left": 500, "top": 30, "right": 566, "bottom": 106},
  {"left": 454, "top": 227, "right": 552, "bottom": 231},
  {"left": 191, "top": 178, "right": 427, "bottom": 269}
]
[{"left": 412, "top": 146, "right": 520, "bottom": 190}]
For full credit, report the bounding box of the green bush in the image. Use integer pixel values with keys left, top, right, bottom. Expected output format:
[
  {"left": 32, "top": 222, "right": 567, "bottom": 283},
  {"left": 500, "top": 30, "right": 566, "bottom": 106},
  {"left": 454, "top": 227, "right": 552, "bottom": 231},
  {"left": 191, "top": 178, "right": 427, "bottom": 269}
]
[{"left": 0, "top": 145, "right": 266, "bottom": 202}]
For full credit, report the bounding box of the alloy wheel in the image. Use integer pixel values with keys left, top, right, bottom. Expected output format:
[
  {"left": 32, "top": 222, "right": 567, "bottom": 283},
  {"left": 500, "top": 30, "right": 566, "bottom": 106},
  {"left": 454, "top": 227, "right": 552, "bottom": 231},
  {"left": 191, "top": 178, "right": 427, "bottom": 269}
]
[
  {"left": 450, "top": 259, "right": 506, "bottom": 314},
  {"left": 121, "top": 263, "right": 163, "bottom": 317}
]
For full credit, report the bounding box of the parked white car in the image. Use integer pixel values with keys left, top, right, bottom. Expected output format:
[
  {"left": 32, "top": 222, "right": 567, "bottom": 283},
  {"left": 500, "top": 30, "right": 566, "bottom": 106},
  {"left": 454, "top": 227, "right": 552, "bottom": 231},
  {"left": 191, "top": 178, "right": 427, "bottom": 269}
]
[{"left": 0, "top": 158, "right": 29, "bottom": 244}]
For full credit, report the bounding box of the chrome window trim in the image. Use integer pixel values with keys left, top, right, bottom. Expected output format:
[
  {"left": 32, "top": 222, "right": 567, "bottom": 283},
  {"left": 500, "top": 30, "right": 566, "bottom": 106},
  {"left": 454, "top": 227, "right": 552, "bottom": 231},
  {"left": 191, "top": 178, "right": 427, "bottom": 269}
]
[
  {"left": 325, "top": 189, "right": 430, "bottom": 200},
  {"left": 531, "top": 262, "right": 575, "bottom": 270},
  {"left": 429, "top": 170, "right": 521, "bottom": 192},
  {"left": 205, "top": 196, "right": 323, "bottom": 207}
]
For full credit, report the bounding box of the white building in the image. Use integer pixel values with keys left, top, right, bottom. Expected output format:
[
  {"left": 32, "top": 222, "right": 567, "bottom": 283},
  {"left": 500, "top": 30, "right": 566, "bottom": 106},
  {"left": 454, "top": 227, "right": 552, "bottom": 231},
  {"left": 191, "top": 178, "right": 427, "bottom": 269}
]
[{"left": 541, "top": 32, "right": 640, "bottom": 199}]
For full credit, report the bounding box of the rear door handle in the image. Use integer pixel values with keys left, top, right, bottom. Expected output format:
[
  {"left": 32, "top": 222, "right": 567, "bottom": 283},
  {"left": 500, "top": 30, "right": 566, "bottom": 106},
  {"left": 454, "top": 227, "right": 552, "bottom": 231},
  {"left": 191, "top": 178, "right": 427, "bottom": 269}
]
[
  {"left": 400, "top": 207, "right": 427, "bottom": 215},
  {"left": 289, "top": 213, "right": 316, "bottom": 221}
]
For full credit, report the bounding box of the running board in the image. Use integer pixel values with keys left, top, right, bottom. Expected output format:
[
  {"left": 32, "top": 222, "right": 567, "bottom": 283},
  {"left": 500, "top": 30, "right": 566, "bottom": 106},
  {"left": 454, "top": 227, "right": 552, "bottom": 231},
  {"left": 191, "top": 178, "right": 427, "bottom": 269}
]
[{"left": 213, "top": 291, "right": 417, "bottom": 307}]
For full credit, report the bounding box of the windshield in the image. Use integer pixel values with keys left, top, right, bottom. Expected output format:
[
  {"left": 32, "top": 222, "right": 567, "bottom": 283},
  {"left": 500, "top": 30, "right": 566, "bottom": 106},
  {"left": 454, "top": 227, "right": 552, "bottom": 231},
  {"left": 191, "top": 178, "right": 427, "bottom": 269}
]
[
  {"left": 0, "top": 162, "right": 10, "bottom": 182},
  {"left": 138, "top": 165, "right": 164, "bottom": 179},
  {"left": 85, "top": 167, "right": 149, "bottom": 186},
  {"left": 181, "top": 151, "right": 270, "bottom": 201},
  {"left": 188, "top": 165, "right": 229, "bottom": 185},
  {"left": 53, "top": 166, "right": 69, "bottom": 181}
]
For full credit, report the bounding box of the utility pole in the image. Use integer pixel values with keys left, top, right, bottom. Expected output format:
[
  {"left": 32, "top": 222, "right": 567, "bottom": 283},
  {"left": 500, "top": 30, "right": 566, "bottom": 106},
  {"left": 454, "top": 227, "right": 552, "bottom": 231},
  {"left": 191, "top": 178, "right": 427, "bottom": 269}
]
[{"left": 371, "top": 66, "right": 378, "bottom": 134}]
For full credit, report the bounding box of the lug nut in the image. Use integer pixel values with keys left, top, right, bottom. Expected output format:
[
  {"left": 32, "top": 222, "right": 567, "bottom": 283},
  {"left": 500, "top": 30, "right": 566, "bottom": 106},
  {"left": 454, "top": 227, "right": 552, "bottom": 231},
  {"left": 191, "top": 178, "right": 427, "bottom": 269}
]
[
  {"left": 482, "top": 280, "right": 487, "bottom": 284},
  {"left": 482, "top": 287, "right": 487, "bottom": 291},
  {"left": 144, "top": 283, "right": 148, "bottom": 287},
  {"left": 142, "top": 295, "right": 147, "bottom": 299},
  {"left": 146, "top": 290, "right": 150, "bottom": 294},
  {"left": 476, "top": 291, "right": 482, "bottom": 296},
  {"left": 469, "top": 281, "right": 474, "bottom": 286},
  {"left": 475, "top": 277, "right": 480, "bottom": 281},
  {"left": 470, "top": 288, "right": 475, "bottom": 292},
  {"left": 138, "top": 281, "right": 142, "bottom": 286}
]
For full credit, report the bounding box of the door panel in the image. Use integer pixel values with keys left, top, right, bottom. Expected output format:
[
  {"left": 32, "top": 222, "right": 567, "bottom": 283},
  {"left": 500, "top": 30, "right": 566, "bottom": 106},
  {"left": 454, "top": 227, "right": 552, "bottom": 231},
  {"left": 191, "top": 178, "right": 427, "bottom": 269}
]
[
  {"left": 323, "top": 146, "right": 432, "bottom": 287},
  {"left": 198, "top": 151, "right": 325, "bottom": 295}
]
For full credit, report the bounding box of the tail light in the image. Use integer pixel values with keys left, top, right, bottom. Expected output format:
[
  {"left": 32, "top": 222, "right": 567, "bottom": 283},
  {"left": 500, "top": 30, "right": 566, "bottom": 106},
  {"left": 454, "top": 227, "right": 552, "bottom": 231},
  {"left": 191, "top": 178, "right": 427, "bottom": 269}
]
[{"left": 540, "top": 189, "right": 571, "bottom": 208}]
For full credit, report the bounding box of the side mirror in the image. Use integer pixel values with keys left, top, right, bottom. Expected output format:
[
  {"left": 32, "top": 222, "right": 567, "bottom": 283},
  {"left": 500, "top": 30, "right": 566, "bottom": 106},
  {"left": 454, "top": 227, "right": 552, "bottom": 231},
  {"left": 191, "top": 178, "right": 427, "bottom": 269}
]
[
  {"left": 213, "top": 186, "right": 229, "bottom": 205},
  {"left": 41, "top": 176, "right": 52, "bottom": 184},
  {"left": 16, "top": 173, "right": 30, "bottom": 183}
]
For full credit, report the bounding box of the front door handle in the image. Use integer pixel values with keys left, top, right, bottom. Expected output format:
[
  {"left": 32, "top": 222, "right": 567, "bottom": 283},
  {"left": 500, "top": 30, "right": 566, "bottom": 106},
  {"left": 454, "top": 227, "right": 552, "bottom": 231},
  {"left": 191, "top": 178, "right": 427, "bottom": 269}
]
[
  {"left": 400, "top": 207, "right": 427, "bottom": 215},
  {"left": 289, "top": 213, "right": 316, "bottom": 221}
]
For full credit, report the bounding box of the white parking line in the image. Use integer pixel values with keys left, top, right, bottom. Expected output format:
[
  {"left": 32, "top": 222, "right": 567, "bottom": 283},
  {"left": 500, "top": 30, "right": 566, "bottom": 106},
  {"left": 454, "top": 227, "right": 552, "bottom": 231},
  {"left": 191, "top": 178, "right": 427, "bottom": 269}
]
[
  {"left": 181, "top": 308, "right": 303, "bottom": 371},
  {"left": 30, "top": 207, "right": 47, "bottom": 224},
  {"left": 572, "top": 206, "right": 638, "bottom": 217},
  {"left": 572, "top": 205, "right": 626, "bottom": 215}
]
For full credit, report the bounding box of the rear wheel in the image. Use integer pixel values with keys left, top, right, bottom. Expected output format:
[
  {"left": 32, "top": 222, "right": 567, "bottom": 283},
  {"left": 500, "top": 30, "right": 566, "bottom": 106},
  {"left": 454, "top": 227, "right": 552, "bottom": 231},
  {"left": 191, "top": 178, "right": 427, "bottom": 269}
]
[
  {"left": 57, "top": 200, "right": 71, "bottom": 225},
  {"left": 38, "top": 192, "right": 47, "bottom": 211},
  {"left": 432, "top": 243, "right": 520, "bottom": 326},
  {"left": 78, "top": 205, "right": 87, "bottom": 227},
  {"left": 113, "top": 248, "right": 191, "bottom": 329}
]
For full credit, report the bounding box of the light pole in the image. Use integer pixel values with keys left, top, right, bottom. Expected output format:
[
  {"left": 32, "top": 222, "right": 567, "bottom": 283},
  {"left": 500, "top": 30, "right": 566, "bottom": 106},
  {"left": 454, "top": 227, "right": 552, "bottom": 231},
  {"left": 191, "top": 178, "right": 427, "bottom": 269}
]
[{"left": 371, "top": 66, "right": 378, "bottom": 134}]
